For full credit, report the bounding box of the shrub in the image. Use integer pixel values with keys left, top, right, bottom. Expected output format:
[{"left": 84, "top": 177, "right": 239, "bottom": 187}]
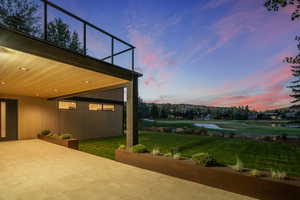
[
  {"left": 152, "top": 146, "right": 160, "bottom": 156},
  {"left": 60, "top": 133, "right": 73, "bottom": 140},
  {"left": 130, "top": 144, "right": 147, "bottom": 153},
  {"left": 170, "top": 147, "right": 179, "bottom": 155},
  {"left": 271, "top": 169, "right": 287, "bottom": 179},
  {"left": 51, "top": 133, "right": 59, "bottom": 138},
  {"left": 193, "top": 127, "right": 208, "bottom": 135},
  {"left": 231, "top": 156, "right": 244, "bottom": 172},
  {"left": 184, "top": 128, "right": 194, "bottom": 134},
  {"left": 173, "top": 153, "right": 181, "bottom": 160},
  {"left": 118, "top": 144, "right": 126, "bottom": 150},
  {"left": 249, "top": 169, "right": 262, "bottom": 177},
  {"left": 164, "top": 152, "right": 172, "bottom": 157},
  {"left": 192, "top": 152, "right": 217, "bottom": 167},
  {"left": 40, "top": 129, "right": 51, "bottom": 135}
]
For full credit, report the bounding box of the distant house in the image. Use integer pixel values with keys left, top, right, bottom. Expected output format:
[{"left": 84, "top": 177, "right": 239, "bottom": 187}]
[
  {"left": 168, "top": 114, "right": 176, "bottom": 119},
  {"left": 285, "top": 112, "right": 297, "bottom": 119},
  {"left": 176, "top": 116, "right": 184, "bottom": 120},
  {"left": 203, "top": 114, "right": 213, "bottom": 121},
  {"left": 248, "top": 113, "right": 258, "bottom": 120},
  {"left": 263, "top": 112, "right": 281, "bottom": 120}
]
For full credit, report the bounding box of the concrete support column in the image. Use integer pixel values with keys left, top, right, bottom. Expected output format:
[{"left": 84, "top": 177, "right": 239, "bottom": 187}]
[{"left": 126, "top": 76, "right": 138, "bottom": 148}]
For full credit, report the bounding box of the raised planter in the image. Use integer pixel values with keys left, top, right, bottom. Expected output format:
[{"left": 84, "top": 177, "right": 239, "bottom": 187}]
[
  {"left": 115, "top": 149, "right": 300, "bottom": 200},
  {"left": 37, "top": 134, "right": 79, "bottom": 150}
]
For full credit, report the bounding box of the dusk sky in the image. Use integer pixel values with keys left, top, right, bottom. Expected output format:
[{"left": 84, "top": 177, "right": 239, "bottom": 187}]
[{"left": 50, "top": 0, "right": 300, "bottom": 111}]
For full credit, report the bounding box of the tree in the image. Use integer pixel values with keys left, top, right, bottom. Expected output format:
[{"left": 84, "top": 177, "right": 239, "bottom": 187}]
[
  {"left": 287, "top": 47, "right": 300, "bottom": 105},
  {"left": 137, "top": 97, "right": 151, "bottom": 119},
  {"left": 264, "top": 0, "right": 300, "bottom": 20},
  {"left": 47, "top": 18, "right": 84, "bottom": 54},
  {"left": 151, "top": 104, "right": 159, "bottom": 119},
  {"left": 69, "top": 32, "right": 84, "bottom": 54},
  {"left": 0, "top": 0, "right": 41, "bottom": 36},
  {"left": 265, "top": 0, "right": 300, "bottom": 107}
]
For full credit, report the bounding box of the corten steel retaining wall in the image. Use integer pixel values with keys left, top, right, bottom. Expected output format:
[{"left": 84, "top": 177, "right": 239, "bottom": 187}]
[
  {"left": 38, "top": 134, "right": 79, "bottom": 149},
  {"left": 115, "top": 150, "right": 300, "bottom": 200}
]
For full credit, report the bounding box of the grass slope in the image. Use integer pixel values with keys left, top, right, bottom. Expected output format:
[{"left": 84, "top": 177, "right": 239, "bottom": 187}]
[{"left": 79, "top": 131, "right": 300, "bottom": 176}]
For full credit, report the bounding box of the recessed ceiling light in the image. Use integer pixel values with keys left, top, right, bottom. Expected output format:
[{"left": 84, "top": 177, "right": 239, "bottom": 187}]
[
  {"left": 84, "top": 80, "right": 90, "bottom": 84},
  {"left": 53, "top": 89, "right": 58, "bottom": 92},
  {"left": 0, "top": 81, "right": 5, "bottom": 85},
  {"left": 18, "top": 67, "right": 29, "bottom": 71}
]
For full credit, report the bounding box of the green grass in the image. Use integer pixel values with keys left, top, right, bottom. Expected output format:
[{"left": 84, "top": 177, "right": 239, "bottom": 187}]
[
  {"left": 142, "top": 120, "right": 300, "bottom": 136},
  {"left": 79, "top": 131, "right": 300, "bottom": 176},
  {"left": 79, "top": 136, "right": 125, "bottom": 160}
]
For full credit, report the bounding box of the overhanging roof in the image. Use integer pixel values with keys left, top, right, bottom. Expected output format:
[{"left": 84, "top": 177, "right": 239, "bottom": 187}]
[
  {"left": 0, "top": 46, "right": 129, "bottom": 98},
  {"left": 0, "top": 27, "right": 143, "bottom": 99},
  {"left": 0, "top": 27, "right": 142, "bottom": 80}
]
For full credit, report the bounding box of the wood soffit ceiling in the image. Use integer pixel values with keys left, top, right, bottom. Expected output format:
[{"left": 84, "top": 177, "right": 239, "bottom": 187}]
[{"left": 0, "top": 46, "right": 128, "bottom": 98}]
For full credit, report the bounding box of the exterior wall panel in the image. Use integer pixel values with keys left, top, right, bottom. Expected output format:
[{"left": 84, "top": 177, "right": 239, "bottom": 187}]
[{"left": 0, "top": 90, "right": 123, "bottom": 140}]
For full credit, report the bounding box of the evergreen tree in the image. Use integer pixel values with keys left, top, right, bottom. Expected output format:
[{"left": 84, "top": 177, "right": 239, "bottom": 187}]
[
  {"left": 286, "top": 36, "right": 300, "bottom": 106},
  {"left": 0, "top": 0, "right": 41, "bottom": 36},
  {"left": 69, "top": 32, "right": 84, "bottom": 54},
  {"left": 160, "top": 106, "right": 168, "bottom": 119},
  {"left": 47, "top": 18, "right": 84, "bottom": 54},
  {"left": 265, "top": 0, "right": 300, "bottom": 107},
  {"left": 264, "top": 0, "right": 300, "bottom": 20},
  {"left": 137, "top": 97, "right": 150, "bottom": 119},
  {"left": 151, "top": 104, "right": 159, "bottom": 119}
]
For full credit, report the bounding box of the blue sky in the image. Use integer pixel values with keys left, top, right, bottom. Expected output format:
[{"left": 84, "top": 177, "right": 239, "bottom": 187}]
[{"left": 50, "top": 0, "right": 300, "bottom": 111}]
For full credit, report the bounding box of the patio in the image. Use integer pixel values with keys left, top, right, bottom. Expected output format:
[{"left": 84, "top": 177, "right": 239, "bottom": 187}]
[{"left": 0, "top": 139, "right": 256, "bottom": 200}]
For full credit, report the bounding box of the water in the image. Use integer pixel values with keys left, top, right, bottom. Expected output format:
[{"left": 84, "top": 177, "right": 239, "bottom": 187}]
[
  {"left": 143, "top": 119, "right": 155, "bottom": 122},
  {"left": 193, "top": 123, "right": 234, "bottom": 130}
]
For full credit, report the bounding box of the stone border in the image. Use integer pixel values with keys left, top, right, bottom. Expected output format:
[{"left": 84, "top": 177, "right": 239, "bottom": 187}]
[{"left": 115, "top": 149, "right": 300, "bottom": 200}]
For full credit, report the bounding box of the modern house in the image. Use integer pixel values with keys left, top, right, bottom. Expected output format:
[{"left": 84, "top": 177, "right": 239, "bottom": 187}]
[{"left": 0, "top": 0, "right": 141, "bottom": 147}]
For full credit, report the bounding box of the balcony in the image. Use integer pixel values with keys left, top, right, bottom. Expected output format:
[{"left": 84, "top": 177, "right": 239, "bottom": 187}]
[{"left": 0, "top": 0, "right": 135, "bottom": 71}]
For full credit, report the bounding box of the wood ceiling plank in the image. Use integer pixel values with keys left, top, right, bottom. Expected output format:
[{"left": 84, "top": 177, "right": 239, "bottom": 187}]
[{"left": 0, "top": 47, "right": 129, "bottom": 98}]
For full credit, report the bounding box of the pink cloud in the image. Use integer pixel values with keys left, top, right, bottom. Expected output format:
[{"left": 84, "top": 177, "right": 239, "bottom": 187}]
[
  {"left": 144, "top": 76, "right": 155, "bottom": 85},
  {"left": 128, "top": 29, "right": 178, "bottom": 89},
  {"left": 196, "top": 3, "right": 299, "bottom": 57},
  {"left": 206, "top": 63, "right": 293, "bottom": 111},
  {"left": 144, "top": 95, "right": 176, "bottom": 104},
  {"left": 208, "top": 84, "right": 291, "bottom": 111}
]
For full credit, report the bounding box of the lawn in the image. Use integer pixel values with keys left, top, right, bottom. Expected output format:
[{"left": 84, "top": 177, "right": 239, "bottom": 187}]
[
  {"left": 79, "top": 131, "right": 300, "bottom": 176},
  {"left": 142, "top": 120, "right": 300, "bottom": 136}
]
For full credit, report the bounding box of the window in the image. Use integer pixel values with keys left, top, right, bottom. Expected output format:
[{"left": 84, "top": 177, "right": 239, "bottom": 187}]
[
  {"left": 103, "top": 104, "right": 115, "bottom": 111},
  {"left": 89, "top": 104, "right": 102, "bottom": 111},
  {"left": 89, "top": 104, "right": 115, "bottom": 111},
  {"left": 58, "top": 101, "right": 76, "bottom": 110}
]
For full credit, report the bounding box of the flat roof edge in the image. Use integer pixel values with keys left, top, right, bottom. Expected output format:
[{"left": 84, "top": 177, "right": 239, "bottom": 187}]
[{"left": 0, "top": 26, "right": 142, "bottom": 80}]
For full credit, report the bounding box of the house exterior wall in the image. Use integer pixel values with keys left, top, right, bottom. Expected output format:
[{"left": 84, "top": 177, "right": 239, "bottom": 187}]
[
  {"left": 78, "top": 88, "right": 124, "bottom": 100},
  {"left": 0, "top": 88, "right": 124, "bottom": 140}
]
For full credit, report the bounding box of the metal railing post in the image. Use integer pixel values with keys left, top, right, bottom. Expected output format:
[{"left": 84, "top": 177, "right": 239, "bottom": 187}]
[
  {"left": 83, "top": 23, "right": 87, "bottom": 55},
  {"left": 44, "top": 1, "right": 48, "bottom": 40},
  {"left": 131, "top": 48, "right": 135, "bottom": 71},
  {"left": 111, "top": 38, "right": 114, "bottom": 64}
]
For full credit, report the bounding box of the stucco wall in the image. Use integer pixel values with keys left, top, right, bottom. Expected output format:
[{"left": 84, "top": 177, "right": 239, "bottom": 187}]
[{"left": 0, "top": 88, "right": 123, "bottom": 140}]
